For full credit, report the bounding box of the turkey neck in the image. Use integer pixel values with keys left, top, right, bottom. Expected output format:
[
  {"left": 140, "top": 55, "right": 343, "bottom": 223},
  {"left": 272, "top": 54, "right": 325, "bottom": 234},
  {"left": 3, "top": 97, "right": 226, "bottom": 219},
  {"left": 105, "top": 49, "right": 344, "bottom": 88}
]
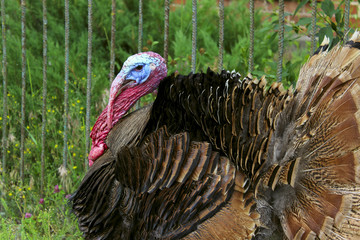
[{"left": 89, "top": 73, "right": 161, "bottom": 163}]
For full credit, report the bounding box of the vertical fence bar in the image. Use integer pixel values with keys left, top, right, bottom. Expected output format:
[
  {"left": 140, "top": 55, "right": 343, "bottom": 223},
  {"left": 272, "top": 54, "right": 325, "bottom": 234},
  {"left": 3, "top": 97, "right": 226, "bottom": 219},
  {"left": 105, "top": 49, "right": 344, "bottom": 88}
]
[
  {"left": 248, "top": 0, "right": 254, "bottom": 73},
  {"left": 310, "top": 0, "right": 317, "bottom": 55},
  {"left": 109, "top": 0, "right": 116, "bottom": 82},
  {"left": 276, "top": 0, "right": 285, "bottom": 82},
  {"left": 344, "top": 0, "right": 350, "bottom": 41},
  {"left": 1, "top": 0, "right": 7, "bottom": 180},
  {"left": 191, "top": 0, "right": 197, "bottom": 73},
  {"left": 63, "top": 0, "right": 69, "bottom": 173},
  {"left": 138, "top": 0, "right": 143, "bottom": 53},
  {"left": 85, "top": 0, "right": 93, "bottom": 170},
  {"left": 218, "top": 0, "right": 224, "bottom": 72},
  {"left": 20, "top": 0, "right": 26, "bottom": 184},
  {"left": 137, "top": 0, "right": 143, "bottom": 109},
  {"left": 164, "top": 0, "right": 170, "bottom": 65},
  {"left": 41, "top": 0, "right": 48, "bottom": 196}
]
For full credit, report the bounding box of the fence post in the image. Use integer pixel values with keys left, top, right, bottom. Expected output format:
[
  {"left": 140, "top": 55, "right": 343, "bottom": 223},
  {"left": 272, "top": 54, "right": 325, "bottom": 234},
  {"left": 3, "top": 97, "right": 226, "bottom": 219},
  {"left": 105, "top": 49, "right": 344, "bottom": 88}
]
[
  {"left": 110, "top": 0, "right": 116, "bottom": 82},
  {"left": 41, "top": 0, "right": 48, "bottom": 196},
  {"left": 138, "top": 0, "right": 143, "bottom": 53},
  {"left": 20, "top": 0, "right": 26, "bottom": 185},
  {"left": 276, "top": 0, "right": 285, "bottom": 82},
  {"left": 310, "top": 0, "right": 317, "bottom": 55},
  {"left": 164, "top": 0, "right": 170, "bottom": 66},
  {"left": 85, "top": 0, "right": 93, "bottom": 170},
  {"left": 344, "top": 0, "right": 350, "bottom": 41},
  {"left": 1, "top": 0, "right": 7, "bottom": 181},
  {"left": 218, "top": 0, "right": 224, "bottom": 73},
  {"left": 191, "top": 0, "right": 197, "bottom": 73},
  {"left": 63, "top": 0, "right": 70, "bottom": 184},
  {"left": 137, "top": 0, "right": 143, "bottom": 109},
  {"left": 248, "top": 0, "right": 254, "bottom": 73}
]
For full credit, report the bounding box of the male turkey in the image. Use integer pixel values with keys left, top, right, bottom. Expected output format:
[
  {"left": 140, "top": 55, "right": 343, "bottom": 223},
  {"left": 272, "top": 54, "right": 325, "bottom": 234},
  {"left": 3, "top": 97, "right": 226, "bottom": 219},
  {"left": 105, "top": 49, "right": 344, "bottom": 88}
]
[{"left": 71, "top": 33, "right": 360, "bottom": 239}]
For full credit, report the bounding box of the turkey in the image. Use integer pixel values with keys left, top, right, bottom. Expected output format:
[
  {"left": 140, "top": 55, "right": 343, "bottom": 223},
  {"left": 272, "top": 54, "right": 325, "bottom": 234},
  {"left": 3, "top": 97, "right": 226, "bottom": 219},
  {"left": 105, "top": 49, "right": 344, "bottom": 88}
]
[{"left": 71, "top": 32, "right": 360, "bottom": 239}]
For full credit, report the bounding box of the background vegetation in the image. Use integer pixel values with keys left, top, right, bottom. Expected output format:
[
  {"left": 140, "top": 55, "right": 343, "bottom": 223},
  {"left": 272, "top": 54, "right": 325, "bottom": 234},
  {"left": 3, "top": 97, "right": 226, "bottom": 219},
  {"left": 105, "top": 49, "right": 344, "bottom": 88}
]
[{"left": 0, "top": 0, "right": 353, "bottom": 238}]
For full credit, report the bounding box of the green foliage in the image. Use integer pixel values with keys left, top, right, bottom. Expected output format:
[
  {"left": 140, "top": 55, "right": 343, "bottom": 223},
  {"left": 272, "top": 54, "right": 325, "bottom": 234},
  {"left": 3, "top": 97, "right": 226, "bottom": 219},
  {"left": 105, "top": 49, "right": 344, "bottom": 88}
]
[
  {"left": 294, "top": 0, "right": 353, "bottom": 49},
  {"left": 0, "top": 0, "right": 351, "bottom": 237}
]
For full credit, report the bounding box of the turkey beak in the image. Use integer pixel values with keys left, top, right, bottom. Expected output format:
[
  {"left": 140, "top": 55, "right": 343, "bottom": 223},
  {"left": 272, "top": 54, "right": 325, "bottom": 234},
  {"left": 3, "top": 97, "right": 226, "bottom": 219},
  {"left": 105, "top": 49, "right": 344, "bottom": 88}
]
[{"left": 107, "top": 75, "right": 136, "bottom": 129}]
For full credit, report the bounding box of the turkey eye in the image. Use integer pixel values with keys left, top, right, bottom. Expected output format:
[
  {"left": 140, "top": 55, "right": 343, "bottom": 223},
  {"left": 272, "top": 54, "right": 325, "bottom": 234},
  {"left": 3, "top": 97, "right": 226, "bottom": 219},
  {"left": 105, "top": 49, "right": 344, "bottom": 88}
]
[{"left": 135, "top": 65, "right": 143, "bottom": 71}]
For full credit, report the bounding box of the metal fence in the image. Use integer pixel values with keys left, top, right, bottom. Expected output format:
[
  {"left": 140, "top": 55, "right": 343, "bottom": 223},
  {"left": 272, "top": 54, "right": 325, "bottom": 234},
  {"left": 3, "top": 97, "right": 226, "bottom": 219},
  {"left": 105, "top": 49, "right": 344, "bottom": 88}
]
[{"left": 0, "top": 0, "right": 352, "bottom": 194}]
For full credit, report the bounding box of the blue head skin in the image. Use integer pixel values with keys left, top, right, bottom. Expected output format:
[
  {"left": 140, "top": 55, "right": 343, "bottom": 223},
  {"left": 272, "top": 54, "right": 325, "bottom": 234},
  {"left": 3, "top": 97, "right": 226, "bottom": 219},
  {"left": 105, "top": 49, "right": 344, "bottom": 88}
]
[
  {"left": 107, "top": 52, "right": 167, "bottom": 128},
  {"left": 125, "top": 64, "right": 152, "bottom": 84}
]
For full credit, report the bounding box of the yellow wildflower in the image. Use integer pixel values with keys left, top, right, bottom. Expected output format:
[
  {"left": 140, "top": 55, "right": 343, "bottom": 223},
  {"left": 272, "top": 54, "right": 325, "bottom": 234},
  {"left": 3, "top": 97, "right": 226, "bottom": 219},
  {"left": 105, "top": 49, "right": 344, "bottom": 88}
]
[{"left": 8, "top": 193, "right": 12, "bottom": 196}]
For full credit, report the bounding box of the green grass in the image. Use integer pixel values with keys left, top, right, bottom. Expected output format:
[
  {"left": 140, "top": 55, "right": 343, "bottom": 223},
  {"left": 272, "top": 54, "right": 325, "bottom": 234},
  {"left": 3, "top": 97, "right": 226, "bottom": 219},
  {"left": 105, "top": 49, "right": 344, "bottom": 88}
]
[
  {"left": 1, "top": 185, "right": 82, "bottom": 239},
  {"left": 0, "top": 0, "right": 353, "bottom": 238}
]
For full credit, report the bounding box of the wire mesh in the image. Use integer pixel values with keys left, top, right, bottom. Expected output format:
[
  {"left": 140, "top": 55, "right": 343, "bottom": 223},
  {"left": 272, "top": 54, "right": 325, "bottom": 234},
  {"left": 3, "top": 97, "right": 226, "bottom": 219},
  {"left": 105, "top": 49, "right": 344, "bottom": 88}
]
[
  {"left": 191, "top": 0, "right": 197, "bottom": 73},
  {"left": 276, "top": 0, "right": 285, "bottom": 82},
  {"left": 41, "top": 0, "right": 48, "bottom": 196},
  {"left": 20, "top": 0, "right": 26, "bottom": 184},
  {"left": 85, "top": 0, "right": 93, "bottom": 170},
  {"left": 218, "top": 0, "right": 224, "bottom": 73}
]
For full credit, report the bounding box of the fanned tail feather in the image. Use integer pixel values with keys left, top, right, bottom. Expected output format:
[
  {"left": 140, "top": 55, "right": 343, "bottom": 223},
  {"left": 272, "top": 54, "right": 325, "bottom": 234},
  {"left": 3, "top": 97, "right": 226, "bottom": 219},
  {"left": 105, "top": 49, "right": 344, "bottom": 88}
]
[{"left": 279, "top": 32, "right": 360, "bottom": 240}]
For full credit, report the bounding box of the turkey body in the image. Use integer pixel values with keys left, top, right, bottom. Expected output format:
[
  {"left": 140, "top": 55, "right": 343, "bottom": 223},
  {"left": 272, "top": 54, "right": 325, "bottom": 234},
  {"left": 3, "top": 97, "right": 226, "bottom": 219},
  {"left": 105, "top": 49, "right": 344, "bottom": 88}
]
[
  {"left": 73, "top": 104, "right": 260, "bottom": 239},
  {"left": 71, "top": 35, "right": 360, "bottom": 239}
]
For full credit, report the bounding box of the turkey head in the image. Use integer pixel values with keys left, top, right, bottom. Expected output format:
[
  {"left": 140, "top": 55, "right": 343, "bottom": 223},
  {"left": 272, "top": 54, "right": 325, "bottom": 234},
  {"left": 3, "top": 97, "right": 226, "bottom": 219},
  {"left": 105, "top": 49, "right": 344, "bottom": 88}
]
[{"left": 88, "top": 52, "right": 167, "bottom": 166}]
